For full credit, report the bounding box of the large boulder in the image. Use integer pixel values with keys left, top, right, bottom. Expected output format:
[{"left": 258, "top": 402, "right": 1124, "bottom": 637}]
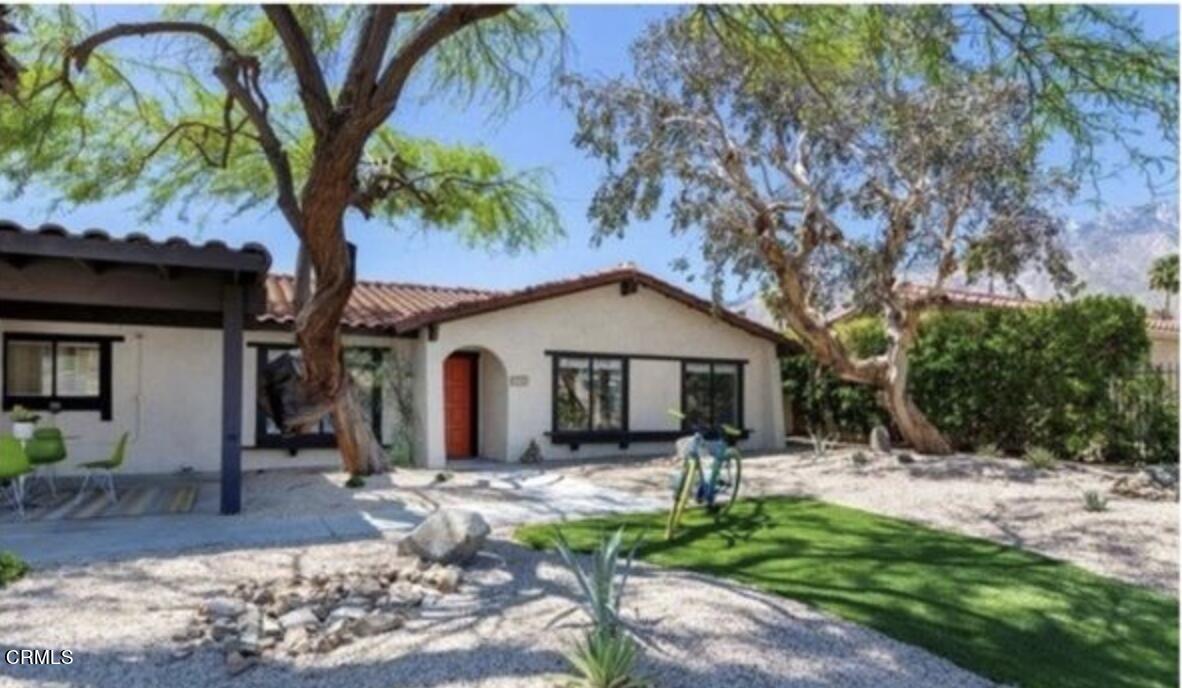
[{"left": 397, "top": 510, "right": 490, "bottom": 565}]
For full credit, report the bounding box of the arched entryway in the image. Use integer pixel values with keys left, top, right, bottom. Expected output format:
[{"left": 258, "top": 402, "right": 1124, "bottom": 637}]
[{"left": 442, "top": 347, "right": 508, "bottom": 461}]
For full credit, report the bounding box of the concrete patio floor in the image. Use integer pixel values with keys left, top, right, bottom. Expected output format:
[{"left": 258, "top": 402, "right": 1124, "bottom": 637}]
[{"left": 0, "top": 463, "right": 664, "bottom": 566}]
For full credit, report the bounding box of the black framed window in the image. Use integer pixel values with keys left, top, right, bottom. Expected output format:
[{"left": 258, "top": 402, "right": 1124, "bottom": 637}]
[
  {"left": 2, "top": 333, "right": 116, "bottom": 420},
  {"left": 682, "top": 361, "right": 742, "bottom": 432},
  {"left": 553, "top": 355, "right": 627, "bottom": 433},
  {"left": 255, "top": 345, "right": 384, "bottom": 449}
]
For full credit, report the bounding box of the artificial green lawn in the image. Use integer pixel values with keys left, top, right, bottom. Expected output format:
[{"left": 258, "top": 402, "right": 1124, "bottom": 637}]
[{"left": 516, "top": 497, "right": 1178, "bottom": 688}]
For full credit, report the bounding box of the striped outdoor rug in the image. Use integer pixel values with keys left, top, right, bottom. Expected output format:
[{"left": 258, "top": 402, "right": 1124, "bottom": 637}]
[{"left": 1, "top": 483, "right": 202, "bottom": 523}]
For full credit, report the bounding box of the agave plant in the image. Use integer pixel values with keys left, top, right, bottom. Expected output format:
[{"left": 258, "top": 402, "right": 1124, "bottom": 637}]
[
  {"left": 554, "top": 527, "right": 648, "bottom": 688},
  {"left": 564, "top": 628, "right": 649, "bottom": 688},
  {"left": 554, "top": 527, "right": 637, "bottom": 635}
]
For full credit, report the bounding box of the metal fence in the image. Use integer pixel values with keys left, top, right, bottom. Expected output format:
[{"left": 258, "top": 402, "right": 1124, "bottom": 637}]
[{"left": 1108, "top": 363, "right": 1179, "bottom": 462}]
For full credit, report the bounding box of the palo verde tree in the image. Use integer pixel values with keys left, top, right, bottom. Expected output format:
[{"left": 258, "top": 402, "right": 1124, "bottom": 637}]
[
  {"left": 0, "top": 5, "right": 561, "bottom": 473},
  {"left": 566, "top": 7, "right": 1177, "bottom": 453}
]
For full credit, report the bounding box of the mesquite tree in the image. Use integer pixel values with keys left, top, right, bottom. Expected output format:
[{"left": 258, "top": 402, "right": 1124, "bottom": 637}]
[
  {"left": 0, "top": 5, "right": 560, "bottom": 473},
  {"left": 566, "top": 8, "right": 1177, "bottom": 453}
]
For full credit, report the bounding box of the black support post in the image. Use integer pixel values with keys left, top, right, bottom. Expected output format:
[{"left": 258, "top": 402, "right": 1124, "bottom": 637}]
[{"left": 220, "top": 284, "right": 244, "bottom": 515}]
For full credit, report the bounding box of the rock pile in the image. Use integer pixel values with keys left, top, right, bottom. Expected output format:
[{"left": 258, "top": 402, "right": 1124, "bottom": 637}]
[
  {"left": 1112, "top": 464, "right": 1180, "bottom": 502},
  {"left": 172, "top": 557, "right": 463, "bottom": 675}
]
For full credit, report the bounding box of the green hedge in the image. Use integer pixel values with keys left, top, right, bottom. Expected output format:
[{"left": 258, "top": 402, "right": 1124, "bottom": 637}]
[{"left": 784, "top": 296, "right": 1178, "bottom": 463}]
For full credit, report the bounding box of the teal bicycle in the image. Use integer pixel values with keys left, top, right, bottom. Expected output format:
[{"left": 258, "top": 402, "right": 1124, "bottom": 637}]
[{"left": 665, "top": 411, "right": 743, "bottom": 540}]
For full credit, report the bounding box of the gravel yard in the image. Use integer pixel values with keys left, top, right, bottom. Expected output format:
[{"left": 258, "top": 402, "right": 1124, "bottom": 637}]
[
  {"left": 0, "top": 538, "right": 991, "bottom": 688},
  {"left": 554, "top": 448, "right": 1179, "bottom": 593}
]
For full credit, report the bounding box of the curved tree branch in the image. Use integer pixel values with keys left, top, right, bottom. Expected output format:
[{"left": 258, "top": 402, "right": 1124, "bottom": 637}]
[
  {"left": 367, "top": 4, "right": 512, "bottom": 125},
  {"left": 70, "top": 21, "right": 238, "bottom": 67},
  {"left": 66, "top": 18, "right": 307, "bottom": 240},
  {"left": 262, "top": 5, "right": 333, "bottom": 138}
]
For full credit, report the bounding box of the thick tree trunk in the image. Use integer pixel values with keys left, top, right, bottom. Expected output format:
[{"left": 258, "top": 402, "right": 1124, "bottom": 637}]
[
  {"left": 288, "top": 155, "right": 388, "bottom": 475},
  {"left": 331, "top": 383, "right": 388, "bottom": 474},
  {"left": 881, "top": 306, "right": 953, "bottom": 455}
]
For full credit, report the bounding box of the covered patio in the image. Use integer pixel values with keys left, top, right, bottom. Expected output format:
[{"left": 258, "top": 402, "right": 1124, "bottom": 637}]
[{"left": 0, "top": 221, "right": 271, "bottom": 515}]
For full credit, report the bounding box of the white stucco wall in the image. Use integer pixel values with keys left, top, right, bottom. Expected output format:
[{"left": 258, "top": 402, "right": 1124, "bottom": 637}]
[
  {"left": 0, "top": 319, "right": 414, "bottom": 477},
  {"left": 3, "top": 283, "right": 786, "bottom": 474},
  {"left": 1150, "top": 332, "right": 1179, "bottom": 368},
  {"left": 420, "top": 284, "right": 785, "bottom": 467},
  {"left": 0, "top": 319, "right": 223, "bottom": 476}
]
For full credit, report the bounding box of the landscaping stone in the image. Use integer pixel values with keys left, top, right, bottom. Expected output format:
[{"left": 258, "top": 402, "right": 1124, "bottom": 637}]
[
  {"left": 397, "top": 509, "right": 490, "bottom": 564},
  {"left": 354, "top": 612, "right": 403, "bottom": 637},
  {"left": 278, "top": 606, "right": 319, "bottom": 630},
  {"left": 385, "top": 582, "right": 425, "bottom": 608},
  {"left": 896, "top": 452, "right": 915, "bottom": 465},
  {"left": 201, "top": 597, "right": 246, "bottom": 619},
  {"left": 1147, "top": 464, "right": 1178, "bottom": 489},
  {"left": 1113, "top": 469, "right": 1179, "bottom": 501},
  {"left": 869, "top": 426, "right": 891, "bottom": 454},
  {"left": 326, "top": 605, "right": 368, "bottom": 623},
  {"left": 175, "top": 554, "right": 465, "bottom": 671}
]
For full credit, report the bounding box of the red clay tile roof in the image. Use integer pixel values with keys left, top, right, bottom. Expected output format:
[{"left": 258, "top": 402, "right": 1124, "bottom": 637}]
[
  {"left": 897, "top": 283, "right": 1180, "bottom": 336},
  {"left": 262, "top": 265, "right": 792, "bottom": 345},
  {"left": 262, "top": 274, "right": 494, "bottom": 330}
]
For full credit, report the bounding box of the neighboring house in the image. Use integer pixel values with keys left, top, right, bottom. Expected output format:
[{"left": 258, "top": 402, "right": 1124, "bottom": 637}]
[
  {"left": 887, "top": 283, "right": 1180, "bottom": 368},
  {"left": 0, "top": 222, "right": 790, "bottom": 512}
]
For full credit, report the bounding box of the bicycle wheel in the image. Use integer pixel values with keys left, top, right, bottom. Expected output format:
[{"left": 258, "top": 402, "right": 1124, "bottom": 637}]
[
  {"left": 714, "top": 450, "right": 743, "bottom": 515},
  {"left": 665, "top": 458, "right": 699, "bottom": 540}
]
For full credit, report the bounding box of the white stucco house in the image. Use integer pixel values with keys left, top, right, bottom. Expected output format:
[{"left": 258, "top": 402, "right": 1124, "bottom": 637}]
[{"left": 0, "top": 222, "right": 790, "bottom": 512}]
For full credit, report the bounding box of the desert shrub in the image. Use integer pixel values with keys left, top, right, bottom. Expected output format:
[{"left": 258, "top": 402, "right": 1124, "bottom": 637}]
[
  {"left": 0, "top": 551, "right": 28, "bottom": 587},
  {"left": 344, "top": 474, "right": 365, "bottom": 489},
  {"left": 787, "top": 296, "right": 1170, "bottom": 463},
  {"left": 910, "top": 296, "right": 1153, "bottom": 458},
  {"left": 1025, "top": 446, "right": 1059, "bottom": 470},
  {"left": 783, "top": 315, "right": 885, "bottom": 441},
  {"left": 555, "top": 527, "right": 647, "bottom": 688},
  {"left": 975, "top": 442, "right": 1003, "bottom": 458},
  {"left": 850, "top": 450, "right": 870, "bottom": 466},
  {"left": 1083, "top": 490, "right": 1109, "bottom": 512}
]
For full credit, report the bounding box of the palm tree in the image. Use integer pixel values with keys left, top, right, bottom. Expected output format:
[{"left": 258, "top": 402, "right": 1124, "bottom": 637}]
[{"left": 1149, "top": 254, "right": 1179, "bottom": 316}]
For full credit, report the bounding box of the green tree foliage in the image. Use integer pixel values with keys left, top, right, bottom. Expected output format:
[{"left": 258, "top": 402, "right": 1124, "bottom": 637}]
[
  {"left": 0, "top": 6, "right": 561, "bottom": 242},
  {"left": 699, "top": 5, "right": 1179, "bottom": 193},
  {"left": 565, "top": 6, "right": 1176, "bottom": 454},
  {"left": 783, "top": 316, "right": 884, "bottom": 440},
  {"left": 0, "top": 5, "right": 565, "bottom": 473},
  {"left": 787, "top": 297, "right": 1178, "bottom": 463}
]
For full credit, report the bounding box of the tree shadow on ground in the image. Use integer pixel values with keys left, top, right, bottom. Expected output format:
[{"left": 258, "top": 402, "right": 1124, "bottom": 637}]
[{"left": 519, "top": 497, "right": 1179, "bottom": 688}]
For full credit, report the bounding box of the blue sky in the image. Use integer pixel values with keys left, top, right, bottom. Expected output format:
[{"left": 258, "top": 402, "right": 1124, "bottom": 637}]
[{"left": 2, "top": 5, "right": 1177, "bottom": 299}]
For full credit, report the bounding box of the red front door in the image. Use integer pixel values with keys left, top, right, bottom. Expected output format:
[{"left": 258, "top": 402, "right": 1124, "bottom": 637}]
[{"left": 444, "top": 354, "right": 476, "bottom": 459}]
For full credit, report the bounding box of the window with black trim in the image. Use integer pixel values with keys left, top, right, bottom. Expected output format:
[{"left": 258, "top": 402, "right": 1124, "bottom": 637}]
[
  {"left": 2, "top": 333, "right": 115, "bottom": 420},
  {"left": 682, "top": 361, "right": 741, "bottom": 431},
  {"left": 255, "top": 345, "right": 384, "bottom": 448},
  {"left": 553, "top": 355, "right": 627, "bottom": 433}
]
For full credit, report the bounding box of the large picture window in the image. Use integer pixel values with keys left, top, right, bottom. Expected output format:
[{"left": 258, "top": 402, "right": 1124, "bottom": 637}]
[
  {"left": 553, "top": 355, "right": 627, "bottom": 434},
  {"left": 682, "top": 361, "right": 742, "bottom": 432},
  {"left": 255, "top": 345, "right": 384, "bottom": 449},
  {"left": 2, "top": 333, "right": 115, "bottom": 419}
]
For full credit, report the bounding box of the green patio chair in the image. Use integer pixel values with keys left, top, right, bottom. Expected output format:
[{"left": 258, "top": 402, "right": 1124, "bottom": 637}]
[
  {"left": 26, "top": 427, "right": 67, "bottom": 497},
  {"left": 78, "top": 432, "right": 129, "bottom": 504},
  {"left": 0, "top": 435, "right": 33, "bottom": 518}
]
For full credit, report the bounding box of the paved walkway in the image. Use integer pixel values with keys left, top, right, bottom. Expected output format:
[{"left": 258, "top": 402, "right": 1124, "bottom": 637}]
[{"left": 0, "top": 466, "right": 663, "bottom": 566}]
